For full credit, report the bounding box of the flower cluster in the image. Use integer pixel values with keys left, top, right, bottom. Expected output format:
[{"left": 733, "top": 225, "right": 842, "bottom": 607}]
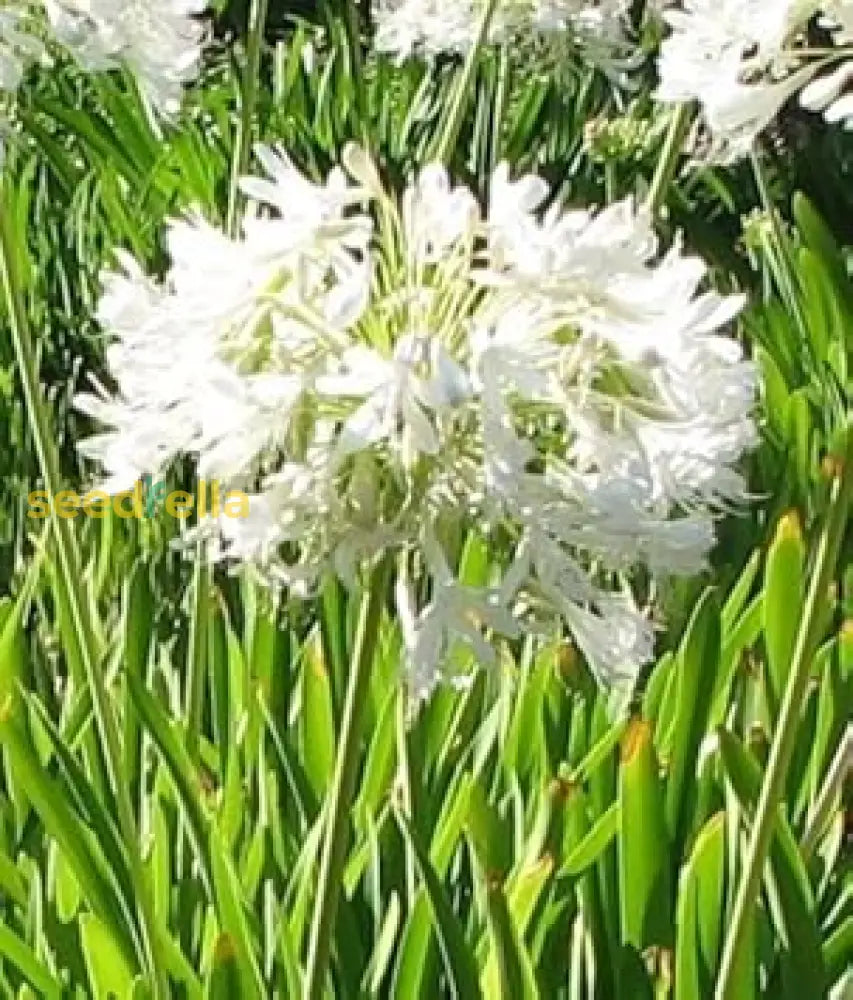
[
  {"left": 76, "top": 146, "right": 756, "bottom": 698},
  {"left": 657, "top": 0, "right": 853, "bottom": 162},
  {"left": 1, "top": 0, "right": 207, "bottom": 127},
  {"left": 44, "top": 0, "right": 207, "bottom": 114},
  {"left": 374, "top": 0, "right": 633, "bottom": 67}
]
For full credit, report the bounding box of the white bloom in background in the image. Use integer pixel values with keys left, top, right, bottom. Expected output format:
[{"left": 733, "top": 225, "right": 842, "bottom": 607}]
[
  {"left": 375, "top": 0, "right": 482, "bottom": 59},
  {"left": 0, "top": 4, "right": 44, "bottom": 93},
  {"left": 800, "top": 9, "right": 853, "bottom": 125},
  {"left": 77, "top": 147, "right": 755, "bottom": 698},
  {"left": 375, "top": 0, "right": 633, "bottom": 65},
  {"left": 43, "top": 0, "right": 208, "bottom": 114},
  {"left": 0, "top": 2, "right": 46, "bottom": 158},
  {"left": 656, "top": 0, "right": 853, "bottom": 161}
]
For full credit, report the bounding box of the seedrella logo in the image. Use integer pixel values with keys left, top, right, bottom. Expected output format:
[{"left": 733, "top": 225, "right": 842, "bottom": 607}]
[
  {"left": 141, "top": 474, "right": 168, "bottom": 518},
  {"left": 138, "top": 475, "right": 250, "bottom": 519},
  {"left": 27, "top": 477, "right": 251, "bottom": 520}
]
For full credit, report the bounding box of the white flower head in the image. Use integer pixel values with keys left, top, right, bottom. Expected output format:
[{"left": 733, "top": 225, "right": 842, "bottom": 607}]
[
  {"left": 374, "top": 0, "right": 636, "bottom": 71},
  {"left": 656, "top": 0, "right": 853, "bottom": 161},
  {"left": 77, "top": 149, "right": 755, "bottom": 698},
  {"left": 44, "top": 0, "right": 208, "bottom": 114}
]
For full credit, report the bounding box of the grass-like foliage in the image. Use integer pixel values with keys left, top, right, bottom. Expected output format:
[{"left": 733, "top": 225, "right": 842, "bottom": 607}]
[{"left": 0, "top": 1, "right": 850, "bottom": 998}]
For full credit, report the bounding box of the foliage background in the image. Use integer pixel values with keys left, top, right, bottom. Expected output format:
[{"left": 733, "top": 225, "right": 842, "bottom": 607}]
[{"left": 0, "top": 1, "right": 850, "bottom": 997}]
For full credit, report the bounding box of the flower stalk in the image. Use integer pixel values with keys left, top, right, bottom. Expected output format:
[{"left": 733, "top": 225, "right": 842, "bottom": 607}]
[
  {"left": 343, "top": 0, "right": 370, "bottom": 142},
  {"left": 715, "top": 421, "right": 853, "bottom": 1000},
  {"left": 750, "top": 151, "right": 812, "bottom": 364},
  {"left": 304, "top": 557, "right": 391, "bottom": 1000},
  {"left": 226, "top": 0, "right": 271, "bottom": 235},
  {"left": 205, "top": 0, "right": 270, "bottom": 760},
  {"left": 428, "top": 0, "right": 499, "bottom": 164},
  {"left": 645, "top": 102, "right": 692, "bottom": 217},
  {"left": 801, "top": 722, "right": 853, "bottom": 861}
]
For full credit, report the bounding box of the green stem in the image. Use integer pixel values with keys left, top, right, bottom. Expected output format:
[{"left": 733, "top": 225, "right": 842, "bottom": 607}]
[
  {"left": 487, "top": 43, "right": 510, "bottom": 182},
  {"left": 0, "top": 192, "right": 167, "bottom": 996},
  {"left": 605, "top": 161, "right": 617, "bottom": 204},
  {"left": 304, "top": 559, "right": 390, "bottom": 1000},
  {"left": 185, "top": 558, "right": 209, "bottom": 764},
  {"left": 750, "top": 151, "right": 815, "bottom": 371},
  {"left": 645, "top": 103, "right": 692, "bottom": 218},
  {"left": 801, "top": 723, "right": 853, "bottom": 862},
  {"left": 428, "top": 0, "right": 499, "bottom": 165},
  {"left": 396, "top": 687, "right": 417, "bottom": 908},
  {"left": 216, "top": 0, "right": 270, "bottom": 767},
  {"left": 226, "top": 0, "right": 270, "bottom": 236},
  {"left": 342, "top": 0, "right": 370, "bottom": 144},
  {"left": 715, "top": 423, "right": 853, "bottom": 1000}
]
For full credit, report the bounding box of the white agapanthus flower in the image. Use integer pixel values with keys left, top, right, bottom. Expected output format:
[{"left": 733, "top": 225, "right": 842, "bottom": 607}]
[
  {"left": 374, "top": 0, "right": 632, "bottom": 66},
  {"left": 76, "top": 145, "right": 756, "bottom": 697},
  {"left": 43, "top": 0, "right": 207, "bottom": 114},
  {"left": 657, "top": 0, "right": 853, "bottom": 162}
]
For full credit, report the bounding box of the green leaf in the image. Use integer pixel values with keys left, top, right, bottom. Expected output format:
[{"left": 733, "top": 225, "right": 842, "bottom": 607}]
[
  {"left": 127, "top": 671, "right": 213, "bottom": 893},
  {"left": 560, "top": 803, "right": 619, "bottom": 877},
  {"left": 0, "top": 707, "right": 138, "bottom": 971},
  {"left": 792, "top": 193, "right": 853, "bottom": 312},
  {"left": 391, "top": 776, "right": 472, "bottom": 993},
  {"left": 717, "top": 730, "right": 825, "bottom": 993},
  {"left": 53, "top": 843, "right": 83, "bottom": 923},
  {"left": 466, "top": 775, "right": 512, "bottom": 877},
  {"left": 26, "top": 693, "right": 136, "bottom": 916},
  {"left": 764, "top": 513, "right": 805, "bottom": 718},
  {"left": 206, "top": 934, "right": 243, "bottom": 999},
  {"left": 81, "top": 913, "right": 136, "bottom": 998},
  {"left": 300, "top": 633, "right": 337, "bottom": 798},
  {"left": 0, "top": 924, "right": 62, "bottom": 1000},
  {"left": 721, "top": 550, "right": 762, "bottom": 637},
  {"left": 664, "top": 590, "right": 721, "bottom": 854},
  {"left": 209, "top": 828, "right": 266, "bottom": 1000},
  {"left": 675, "top": 813, "right": 725, "bottom": 1000},
  {"left": 619, "top": 720, "right": 672, "bottom": 950},
  {"left": 481, "top": 872, "right": 538, "bottom": 1000},
  {"left": 395, "top": 809, "right": 482, "bottom": 1000}
]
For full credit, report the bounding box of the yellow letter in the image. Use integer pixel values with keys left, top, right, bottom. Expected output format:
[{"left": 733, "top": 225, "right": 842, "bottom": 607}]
[
  {"left": 83, "top": 490, "right": 110, "bottom": 519},
  {"left": 223, "top": 491, "right": 250, "bottom": 519},
  {"left": 27, "top": 490, "right": 50, "bottom": 519},
  {"left": 55, "top": 490, "right": 80, "bottom": 519},
  {"left": 113, "top": 481, "right": 144, "bottom": 519},
  {"left": 166, "top": 491, "right": 194, "bottom": 519}
]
